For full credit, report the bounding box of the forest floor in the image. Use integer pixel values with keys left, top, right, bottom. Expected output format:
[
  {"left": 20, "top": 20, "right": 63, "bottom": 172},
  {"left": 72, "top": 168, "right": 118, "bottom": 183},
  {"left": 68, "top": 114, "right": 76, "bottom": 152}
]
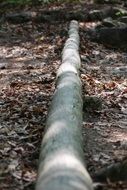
[{"left": 0, "top": 1, "right": 127, "bottom": 190}]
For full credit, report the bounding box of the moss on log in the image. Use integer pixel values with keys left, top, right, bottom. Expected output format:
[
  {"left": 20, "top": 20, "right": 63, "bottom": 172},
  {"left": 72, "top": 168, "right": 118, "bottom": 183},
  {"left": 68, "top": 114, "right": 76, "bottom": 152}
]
[{"left": 35, "top": 20, "right": 93, "bottom": 190}]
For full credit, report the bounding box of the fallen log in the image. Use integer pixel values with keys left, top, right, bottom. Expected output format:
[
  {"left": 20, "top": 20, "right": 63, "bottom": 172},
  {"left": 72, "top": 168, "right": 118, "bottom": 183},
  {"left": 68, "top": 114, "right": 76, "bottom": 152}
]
[
  {"left": 94, "top": 0, "right": 121, "bottom": 4},
  {"left": 89, "top": 26, "right": 127, "bottom": 48},
  {"left": 93, "top": 159, "right": 127, "bottom": 182},
  {"left": 3, "top": 7, "right": 124, "bottom": 24},
  {"left": 36, "top": 20, "right": 93, "bottom": 190},
  {"left": 4, "top": 10, "right": 88, "bottom": 24}
]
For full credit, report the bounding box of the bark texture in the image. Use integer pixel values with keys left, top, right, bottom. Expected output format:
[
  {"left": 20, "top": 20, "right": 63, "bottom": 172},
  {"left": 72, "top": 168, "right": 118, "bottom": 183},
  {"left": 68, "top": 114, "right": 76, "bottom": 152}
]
[{"left": 35, "top": 20, "right": 93, "bottom": 190}]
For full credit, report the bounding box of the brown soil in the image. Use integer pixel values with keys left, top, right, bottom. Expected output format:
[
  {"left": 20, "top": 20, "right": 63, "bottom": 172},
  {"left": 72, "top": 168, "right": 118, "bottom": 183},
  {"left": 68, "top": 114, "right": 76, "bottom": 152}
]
[{"left": 0, "top": 1, "right": 126, "bottom": 190}]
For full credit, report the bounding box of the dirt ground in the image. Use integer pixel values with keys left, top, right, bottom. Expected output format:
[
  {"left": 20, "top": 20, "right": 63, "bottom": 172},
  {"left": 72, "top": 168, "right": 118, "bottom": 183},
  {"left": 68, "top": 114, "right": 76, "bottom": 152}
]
[
  {"left": 0, "top": 1, "right": 127, "bottom": 190},
  {"left": 80, "top": 22, "right": 127, "bottom": 189}
]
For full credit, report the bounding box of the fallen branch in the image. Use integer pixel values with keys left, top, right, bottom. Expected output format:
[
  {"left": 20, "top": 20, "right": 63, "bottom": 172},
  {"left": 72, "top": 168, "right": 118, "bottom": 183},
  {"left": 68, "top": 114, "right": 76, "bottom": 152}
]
[{"left": 35, "top": 20, "right": 93, "bottom": 190}]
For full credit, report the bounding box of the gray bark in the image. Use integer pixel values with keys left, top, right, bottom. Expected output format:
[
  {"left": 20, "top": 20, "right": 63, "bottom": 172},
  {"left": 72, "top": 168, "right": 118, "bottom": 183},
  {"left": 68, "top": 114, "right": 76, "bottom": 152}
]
[{"left": 35, "top": 20, "right": 93, "bottom": 190}]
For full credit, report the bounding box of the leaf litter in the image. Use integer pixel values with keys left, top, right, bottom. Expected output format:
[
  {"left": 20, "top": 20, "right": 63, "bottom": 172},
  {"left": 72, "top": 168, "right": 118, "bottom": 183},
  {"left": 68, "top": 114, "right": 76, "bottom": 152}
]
[
  {"left": 0, "top": 6, "right": 65, "bottom": 189},
  {"left": 80, "top": 20, "right": 127, "bottom": 189},
  {"left": 0, "top": 1, "right": 127, "bottom": 190}
]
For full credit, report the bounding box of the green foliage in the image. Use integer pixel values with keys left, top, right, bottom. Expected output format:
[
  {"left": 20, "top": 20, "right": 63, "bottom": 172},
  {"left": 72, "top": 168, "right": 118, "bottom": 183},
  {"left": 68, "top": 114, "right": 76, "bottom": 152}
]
[{"left": 116, "top": 9, "right": 127, "bottom": 17}]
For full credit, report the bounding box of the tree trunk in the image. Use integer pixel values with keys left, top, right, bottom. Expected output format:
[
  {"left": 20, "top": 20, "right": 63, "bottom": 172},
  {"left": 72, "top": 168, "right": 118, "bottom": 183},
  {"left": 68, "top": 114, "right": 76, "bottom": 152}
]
[{"left": 35, "top": 20, "right": 93, "bottom": 190}]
